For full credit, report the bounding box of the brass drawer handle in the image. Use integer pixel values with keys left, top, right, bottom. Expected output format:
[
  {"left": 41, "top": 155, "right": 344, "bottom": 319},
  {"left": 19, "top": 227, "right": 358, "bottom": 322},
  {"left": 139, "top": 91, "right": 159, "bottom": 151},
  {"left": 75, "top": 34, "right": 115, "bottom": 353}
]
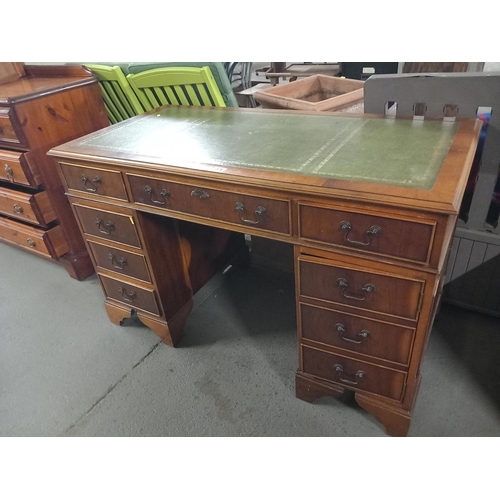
[
  {"left": 145, "top": 185, "right": 169, "bottom": 205},
  {"left": 334, "top": 364, "right": 365, "bottom": 385},
  {"left": 191, "top": 188, "right": 210, "bottom": 199},
  {"left": 335, "top": 323, "right": 370, "bottom": 344},
  {"left": 118, "top": 286, "right": 136, "bottom": 303},
  {"left": 340, "top": 221, "right": 381, "bottom": 246},
  {"left": 108, "top": 253, "right": 127, "bottom": 270},
  {"left": 337, "top": 278, "right": 375, "bottom": 301},
  {"left": 95, "top": 218, "right": 115, "bottom": 235},
  {"left": 235, "top": 202, "right": 267, "bottom": 224},
  {"left": 26, "top": 238, "right": 36, "bottom": 248},
  {"left": 4, "top": 164, "right": 14, "bottom": 182},
  {"left": 81, "top": 174, "right": 102, "bottom": 192},
  {"left": 13, "top": 204, "right": 23, "bottom": 214}
]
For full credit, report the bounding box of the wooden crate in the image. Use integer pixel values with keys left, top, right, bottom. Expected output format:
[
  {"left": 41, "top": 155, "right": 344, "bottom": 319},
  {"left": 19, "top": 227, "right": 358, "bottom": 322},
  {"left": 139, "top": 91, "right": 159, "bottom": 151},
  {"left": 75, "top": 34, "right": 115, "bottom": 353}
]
[{"left": 254, "top": 74, "right": 363, "bottom": 112}]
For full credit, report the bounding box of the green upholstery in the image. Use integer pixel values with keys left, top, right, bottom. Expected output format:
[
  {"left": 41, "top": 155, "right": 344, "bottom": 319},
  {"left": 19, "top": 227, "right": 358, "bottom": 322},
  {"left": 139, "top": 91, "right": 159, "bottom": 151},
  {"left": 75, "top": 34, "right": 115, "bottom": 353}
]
[
  {"left": 126, "top": 66, "right": 226, "bottom": 111},
  {"left": 127, "top": 62, "right": 238, "bottom": 107},
  {"left": 85, "top": 64, "right": 143, "bottom": 123}
]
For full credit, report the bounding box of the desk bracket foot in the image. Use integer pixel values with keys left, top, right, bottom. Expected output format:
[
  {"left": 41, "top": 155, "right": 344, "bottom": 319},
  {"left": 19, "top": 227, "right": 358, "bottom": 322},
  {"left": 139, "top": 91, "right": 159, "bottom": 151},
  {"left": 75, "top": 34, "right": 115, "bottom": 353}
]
[
  {"left": 104, "top": 301, "right": 133, "bottom": 326},
  {"left": 355, "top": 393, "right": 412, "bottom": 437},
  {"left": 137, "top": 299, "right": 193, "bottom": 347},
  {"left": 296, "top": 371, "right": 413, "bottom": 436}
]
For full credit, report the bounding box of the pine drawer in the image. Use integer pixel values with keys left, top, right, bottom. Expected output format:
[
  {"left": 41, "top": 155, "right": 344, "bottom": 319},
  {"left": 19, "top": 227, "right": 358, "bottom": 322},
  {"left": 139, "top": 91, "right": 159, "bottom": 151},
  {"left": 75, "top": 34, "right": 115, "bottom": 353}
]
[
  {"left": 0, "top": 216, "right": 68, "bottom": 258},
  {"left": 0, "top": 149, "right": 41, "bottom": 187},
  {"left": 0, "top": 107, "right": 27, "bottom": 147},
  {"left": 0, "top": 186, "right": 56, "bottom": 227}
]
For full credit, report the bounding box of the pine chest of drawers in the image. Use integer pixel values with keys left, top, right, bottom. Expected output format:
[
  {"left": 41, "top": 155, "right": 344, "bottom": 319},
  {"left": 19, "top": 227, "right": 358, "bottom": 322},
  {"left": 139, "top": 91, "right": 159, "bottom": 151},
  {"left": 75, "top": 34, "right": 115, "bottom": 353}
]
[
  {"left": 49, "top": 107, "right": 481, "bottom": 436},
  {"left": 0, "top": 65, "right": 109, "bottom": 279}
]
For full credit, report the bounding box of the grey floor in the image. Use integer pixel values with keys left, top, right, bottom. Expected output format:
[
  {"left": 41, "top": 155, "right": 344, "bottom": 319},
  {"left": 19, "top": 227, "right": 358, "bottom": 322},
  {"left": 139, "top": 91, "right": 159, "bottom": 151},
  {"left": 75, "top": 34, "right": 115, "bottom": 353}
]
[{"left": 1, "top": 240, "right": 500, "bottom": 437}]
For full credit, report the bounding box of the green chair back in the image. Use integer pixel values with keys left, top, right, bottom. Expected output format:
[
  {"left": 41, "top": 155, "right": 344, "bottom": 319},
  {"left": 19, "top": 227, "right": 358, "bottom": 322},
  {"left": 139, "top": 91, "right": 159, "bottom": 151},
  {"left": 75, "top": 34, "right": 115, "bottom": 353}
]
[
  {"left": 85, "top": 64, "right": 144, "bottom": 123},
  {"left": 127, "top": 62, "right": 239, "bottom": 107},
  {"left": 126, "top": 66, "right": 226, "bottom": 111}
]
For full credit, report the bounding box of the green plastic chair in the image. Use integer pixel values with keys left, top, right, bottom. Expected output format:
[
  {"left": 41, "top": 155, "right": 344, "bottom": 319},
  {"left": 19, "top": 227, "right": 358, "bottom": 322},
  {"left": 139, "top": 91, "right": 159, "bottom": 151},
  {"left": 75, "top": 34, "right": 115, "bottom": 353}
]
[
  {"left": 85, "top": 64, "right": 144, "bottom": 123},
  {"left": 126, "top": 66, "right": 226, "bottom": 111}
]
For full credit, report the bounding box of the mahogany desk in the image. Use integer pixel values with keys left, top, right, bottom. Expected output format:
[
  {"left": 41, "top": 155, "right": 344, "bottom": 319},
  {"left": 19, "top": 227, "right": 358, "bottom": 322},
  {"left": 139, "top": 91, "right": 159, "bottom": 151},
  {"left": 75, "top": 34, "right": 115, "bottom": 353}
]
[{"left": 49, "top": 107, "right": 480, "bottom": 436}]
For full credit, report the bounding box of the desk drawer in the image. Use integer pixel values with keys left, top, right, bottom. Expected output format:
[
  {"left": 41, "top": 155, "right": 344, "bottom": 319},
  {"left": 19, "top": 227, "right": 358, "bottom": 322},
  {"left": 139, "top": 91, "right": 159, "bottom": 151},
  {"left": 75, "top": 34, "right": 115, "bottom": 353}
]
[
  {"left": 0, "top": 216, "right": 68, "bottom": 258},
  {"left": 300, "top": 303, "right": 415, "bottom": 366},
  {"left": 128, "top": 174, "right": 291, "bottom": 235},
  {"left": 299, "top": 203, "right": 435, "bottom": 264},
  {"left": 89, "top": 241, "right": 151, "bottom": 283},
  {"left": 0, "top": 107, "right": 25, "bottom": 146},
  {"left": 0, "top": 186, "right": 56, "bottom": 226},
  {"left": 73, "top": 204, "right": 141, "bottom": 248},
  {"left": 100, "top": 275, "right": 160, "bottom": 315},
  {"left": 301, "top": 345, "right": 407, "bottom": 401},
  {"left": 0, "top": 149, "right": 41, "bottom": 187},
  {"left": 59, "top": 162, "right": 128, "bottom": 200},
  {"left": 299, "top": 257, "right": 425, "bottom": 321}
]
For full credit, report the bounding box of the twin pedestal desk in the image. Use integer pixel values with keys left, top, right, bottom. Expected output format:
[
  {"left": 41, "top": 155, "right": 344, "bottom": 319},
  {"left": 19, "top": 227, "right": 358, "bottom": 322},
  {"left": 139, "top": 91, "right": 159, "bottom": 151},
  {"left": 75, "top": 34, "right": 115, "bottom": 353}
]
[{"left": 49, "top": 107, "right": 480, "bottom": 436}]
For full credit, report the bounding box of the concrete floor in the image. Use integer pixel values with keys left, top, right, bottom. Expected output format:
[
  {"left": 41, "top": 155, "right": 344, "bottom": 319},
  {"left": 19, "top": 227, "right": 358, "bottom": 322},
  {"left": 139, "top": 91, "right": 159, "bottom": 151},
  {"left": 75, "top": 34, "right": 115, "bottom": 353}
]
[{"left": 1, "top": 240, "right": 499, "bottom": 437}]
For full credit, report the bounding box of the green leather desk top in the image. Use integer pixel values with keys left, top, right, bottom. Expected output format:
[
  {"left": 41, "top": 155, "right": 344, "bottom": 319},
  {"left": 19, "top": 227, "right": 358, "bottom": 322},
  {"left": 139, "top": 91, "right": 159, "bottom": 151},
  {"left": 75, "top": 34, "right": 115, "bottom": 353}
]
[{"left": 58, "top": 107, "right": 460, "bottom": 190}]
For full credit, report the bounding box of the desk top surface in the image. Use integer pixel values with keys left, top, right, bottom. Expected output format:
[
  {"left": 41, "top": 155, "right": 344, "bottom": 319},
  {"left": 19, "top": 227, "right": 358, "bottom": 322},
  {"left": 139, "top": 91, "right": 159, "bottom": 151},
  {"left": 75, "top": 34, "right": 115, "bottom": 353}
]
[{"left": 50, "top": 107, "right": 481, "bottom": 213}]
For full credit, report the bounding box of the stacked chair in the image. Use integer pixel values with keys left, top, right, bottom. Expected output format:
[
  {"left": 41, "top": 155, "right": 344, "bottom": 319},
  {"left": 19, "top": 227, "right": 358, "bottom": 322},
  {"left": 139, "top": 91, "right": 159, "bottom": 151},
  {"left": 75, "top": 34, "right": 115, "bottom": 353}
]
[
  {"left": 86, "top": 63, "right": 234, "bottom": 125},
  {"left": 85, "top": 64, "right": 142, "bottom": 124}
]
